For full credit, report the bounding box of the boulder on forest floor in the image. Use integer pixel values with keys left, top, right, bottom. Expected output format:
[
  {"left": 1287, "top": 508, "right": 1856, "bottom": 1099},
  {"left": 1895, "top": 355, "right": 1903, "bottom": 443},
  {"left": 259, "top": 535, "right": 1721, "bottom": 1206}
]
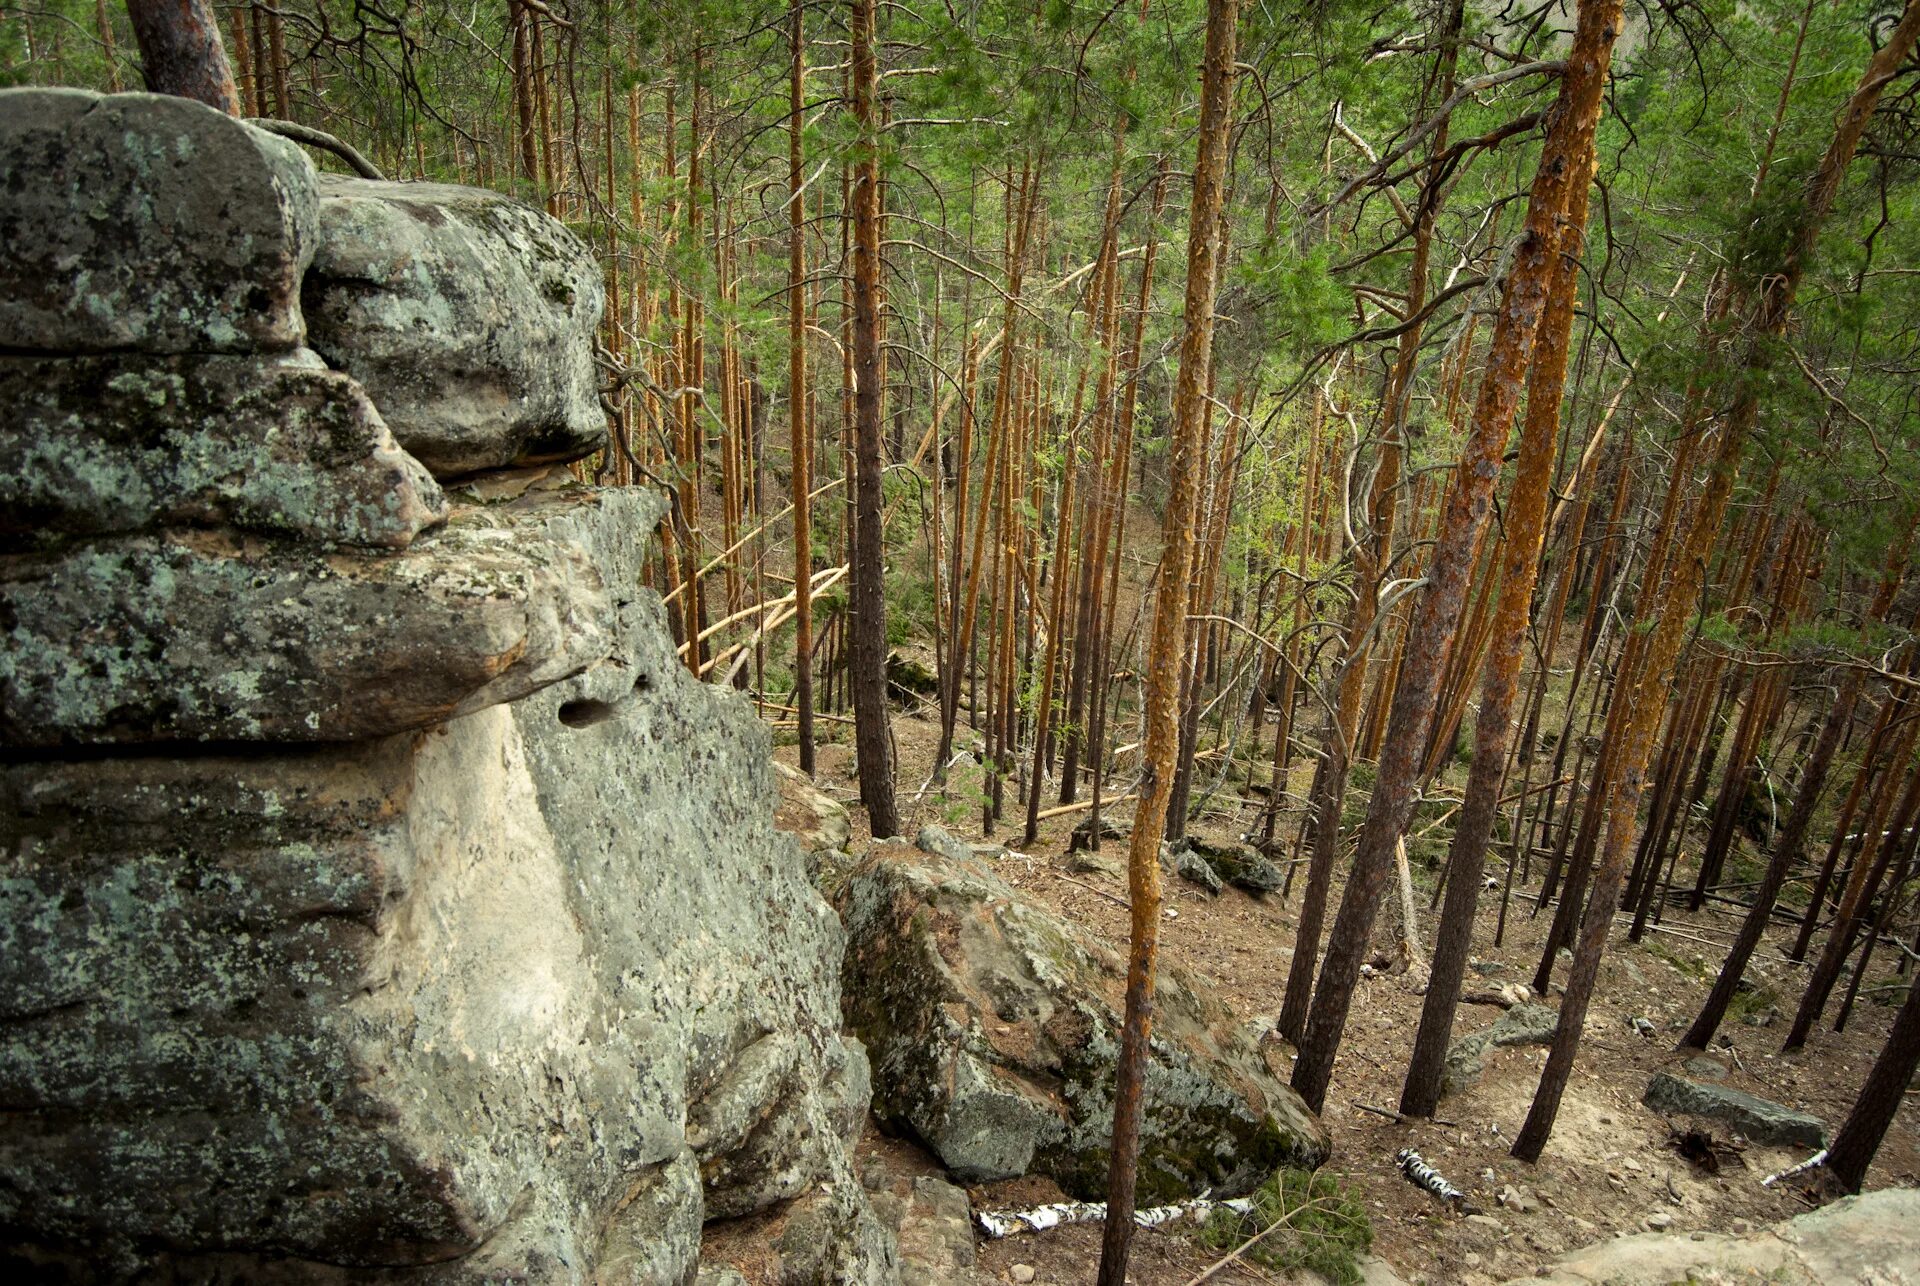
[
  {"left": 1171, "top": 835, "right": 1285, "bottom": 896},
  {"left": 1443, "top": 1003, "right": 1560, "bottom": 1096},
  {"left": 774, "top": 761, "right": 853, "bottom": 857},
  {"left": 1641, "top": 1071, "right": 1827, "bottom": 1149},
  {"left": 838, "top": 841, "right": 1329, "bottom": 1202},
  {"left": 1504, "top": 1188, "right": 1920, "bottom": 1286}
]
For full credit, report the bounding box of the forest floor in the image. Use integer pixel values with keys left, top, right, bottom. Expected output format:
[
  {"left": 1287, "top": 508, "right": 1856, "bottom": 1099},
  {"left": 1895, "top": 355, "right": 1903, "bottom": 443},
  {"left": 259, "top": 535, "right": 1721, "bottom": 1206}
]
[{"left": 777, "top": 704, "right": 1920, "bottom": 1286}]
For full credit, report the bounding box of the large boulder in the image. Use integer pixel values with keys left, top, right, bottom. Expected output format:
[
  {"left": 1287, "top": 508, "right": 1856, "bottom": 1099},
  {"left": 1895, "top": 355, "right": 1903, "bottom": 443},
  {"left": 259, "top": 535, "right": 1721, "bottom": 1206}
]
[
  {"left": 0, "top": 349, "right": 445, "bottom": 550},
  {"left": 0, "top": 89, "right": 316, "bottom": 354},
  {"left": 839, "top": 842, "right": 1329, "bottom": 1202},
  {"left": 1443, "top": 1002, "right": 1559, "bottom": 1095},
  {"left": 1642, "top": 1071, "right": 1827, "bottom": 1149},
  {"left": 303, "top": 176, "right": 606, "bottom": 478},
  {"left": 0, "top": 487, "right": 878, "bottom": 1279},
  {"left": 1504, "top": 1188, "right": 1920, "bottom": 1286},
  {"left": 0, "top": 490, "right": 617, "bottom": 746}
]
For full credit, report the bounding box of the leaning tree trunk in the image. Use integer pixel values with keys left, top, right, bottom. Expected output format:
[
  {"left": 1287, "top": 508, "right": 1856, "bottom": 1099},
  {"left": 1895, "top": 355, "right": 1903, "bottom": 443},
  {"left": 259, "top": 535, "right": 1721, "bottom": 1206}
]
[
  {"left": 1400, "top": 166, "right": 1590, "bottom": 1119},
  {"left": 847, "top": 0, "right": 898, "bottom": 836},
  {"left": 127, "top": 0, "right": 240, "bottom": 113},
  {"left": 1512, "top": 0, "right": 1920, "bottom": 1160},
  {"left": 1824, "top": 970, "right": 1920, "bottom": 1192},
  {"left": 1097, "top": 2, "right": 1238, "bottom": 1281},
  {"left": 1288, "top": 0, "right": 1623, "bottom": 1115}
]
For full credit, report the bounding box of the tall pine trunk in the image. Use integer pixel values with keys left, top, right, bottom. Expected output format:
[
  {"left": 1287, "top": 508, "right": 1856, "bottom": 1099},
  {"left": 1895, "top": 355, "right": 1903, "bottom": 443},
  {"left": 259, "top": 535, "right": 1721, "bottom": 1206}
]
[
  {"left": 848, "top": 0, "right": 898, "bottom": 835},
  {"left": 1290, "top": 0, "right": 1623, "bottom": 1115},
  {"left": 1097, "top": 2, "right": 1238, "bottom": 1279}
]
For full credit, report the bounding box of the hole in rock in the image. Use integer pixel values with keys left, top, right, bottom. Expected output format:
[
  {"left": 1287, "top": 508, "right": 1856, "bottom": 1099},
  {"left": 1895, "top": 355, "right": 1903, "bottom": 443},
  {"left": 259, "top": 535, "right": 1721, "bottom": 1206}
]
[
  {"left": 633, "top": 672, "right": 651, "bottom": 693},
  {"left": 558, "top": 698, "right": 618, "bottom": 728}
]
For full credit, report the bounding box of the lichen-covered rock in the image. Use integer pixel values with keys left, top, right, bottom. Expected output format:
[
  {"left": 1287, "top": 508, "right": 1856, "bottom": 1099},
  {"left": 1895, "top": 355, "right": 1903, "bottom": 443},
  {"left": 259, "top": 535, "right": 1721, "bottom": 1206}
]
[
  {"left": 1642, "top": 1072, "right": 1827, "bottom": 1149},
  {"left": 1169, "top": 841, "right": 1225, "bottom": 894},
  {"left": 0, "top": 487, "right": 873, "bottom": 1280},
  {"left": 1442, "top": 1002, "right": 1559, "bottom": 1096},
  {"left": 1176, "top": 835, "right": 1284, "bottom": 896},
  {"left": 0, "top": 88, "right": 316, "bottom": 353},
  {"left": 774, "top": 759, "right": 853, "bottom": 858},
  {"left": 303, "top": 176, "right": 606, "bottom": 478},
  {"left": 839, "top": 842, "right": 1329, "bottom": 1202},
  {"left": 878, "top": 1176, "right": 983, "bottom": 1286},
  {"left": 0, "top": 349, "right": 444, "bottom": 550},
  {"left": 768, "top": 1163, "right": 898, "bottom": 1286},
  {"left": 1504, "top": 1189, "right": 1920, "bottom": 1286},
  {"left": 0, "top": 493, "right": 618, "bottom": 746}
]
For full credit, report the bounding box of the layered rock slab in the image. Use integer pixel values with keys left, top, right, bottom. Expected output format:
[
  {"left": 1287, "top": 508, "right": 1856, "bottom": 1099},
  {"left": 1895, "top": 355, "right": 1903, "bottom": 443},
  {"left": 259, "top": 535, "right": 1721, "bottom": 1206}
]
[
  {"left": 1503, "top": 1188, "right": 1920, "bottom": 1286},
  {"left": 0, "top": 497, "right": 614, "bottom": 746},
  {"left": 0, "top": 88, "right": 316, "bottom": 354},
  {"left": 304, "top": 176, "right": 607, "bottom": 478},
  {"left": 0, "top": 349, "right": 445, "bottom": 550},
  {"left": 0, "top": 487, "right": 880, "bottom": 1280},
  {"left": 839, "top": 842, "right": 1329, "bottom": 1202},
  {"left": 1642, "top": 1071, "right": 1828, "bottom": 1149}
]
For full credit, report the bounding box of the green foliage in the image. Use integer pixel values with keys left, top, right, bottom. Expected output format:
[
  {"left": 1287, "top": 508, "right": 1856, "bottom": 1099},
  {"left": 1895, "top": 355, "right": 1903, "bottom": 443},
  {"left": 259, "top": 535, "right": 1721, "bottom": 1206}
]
[{"left": 1195, "top": 1169, "right": 1373, "bottom": 1286}]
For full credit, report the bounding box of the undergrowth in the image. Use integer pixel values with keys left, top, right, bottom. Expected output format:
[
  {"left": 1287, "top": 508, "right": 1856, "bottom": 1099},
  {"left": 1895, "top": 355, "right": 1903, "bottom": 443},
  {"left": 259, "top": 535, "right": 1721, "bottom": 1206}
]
[{"left": 1194, "top": 1169, "right": 1373, "bottom": 1285}]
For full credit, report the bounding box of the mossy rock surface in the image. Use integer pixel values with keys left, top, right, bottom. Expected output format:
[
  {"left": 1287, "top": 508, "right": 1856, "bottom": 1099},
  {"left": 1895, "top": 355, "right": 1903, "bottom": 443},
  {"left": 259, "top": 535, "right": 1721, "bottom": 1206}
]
[{"left": 837, "top": 842, "right": 1329, "bottom": 1201}]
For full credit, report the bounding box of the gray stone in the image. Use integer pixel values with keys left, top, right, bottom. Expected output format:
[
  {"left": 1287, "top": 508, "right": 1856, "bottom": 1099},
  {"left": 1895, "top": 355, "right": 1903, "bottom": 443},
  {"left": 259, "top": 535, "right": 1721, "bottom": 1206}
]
[
  {"left": 0, "top": 89, "right": 316, "bottom": 353},
  {"left": 770, "top": 1161, "right": 898, "bottom": 1286},
  {"left": 1443, "top": 1004, "right": 1559, "bottom": 1095},
  {"left": 695, "top": 1270, "right": 751, "bottom": 1286},
  {"left": 840, "top": 843, "right": 1329, "bottom": 1202},
  {"left": 1177, "top": 836, "right": 1284, "bottom": 895},
  {"left": 774, "top": 760, "right": 853, "bottom": 857},
  {"left": 1641, "top": 1072, "right": 1827, "bottom": 1149},
  {"left": 1490, "top": 1003, "right": 1560, "bottom": 1047},
  {"left": 0, "top": 487, "right": 872, "bottom": 1278},
  {"left": 0, "top": 349, "right": 444, "bottom": 550},
  {"left": 1681, "top": 1056, "right": 1728, "bottom": 1081},
  {"left": 1505, "top": 1190, "right": 1920, "bottom": 1285},
  {"left": 0, "top": 488, "right": 630, "bottom": 746},
  {"left": 304, "top": 176, "right": 605, "bottom": 478},
  {"left": 916, "top": 823, "right": 973, "bottom": 865},
  {"left": 890, "top": 1176, "right": 980, "bottom": 1286},
  {"left": 1169, "top": 842, "right": 1225, "bottom": 894},
  {"left": 1066, "top": 852, "right": 1122, "bottom": 877}
]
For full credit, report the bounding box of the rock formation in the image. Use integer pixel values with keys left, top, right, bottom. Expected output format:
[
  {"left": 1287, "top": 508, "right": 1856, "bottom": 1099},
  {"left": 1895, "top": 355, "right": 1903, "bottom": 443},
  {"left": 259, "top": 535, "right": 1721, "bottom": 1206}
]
[
  {"left": 839, "top": 840, "right": 1330, "bottom": 1203},
  {"left": 0, "top": 87, "right": 887, "bottom": 1284}
]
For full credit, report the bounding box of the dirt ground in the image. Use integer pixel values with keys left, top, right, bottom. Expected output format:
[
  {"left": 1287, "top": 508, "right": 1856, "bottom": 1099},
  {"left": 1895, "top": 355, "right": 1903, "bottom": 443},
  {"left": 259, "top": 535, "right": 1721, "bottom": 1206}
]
[{"left": 770, "top": 704, "right": 1920, "bottom": 1286}]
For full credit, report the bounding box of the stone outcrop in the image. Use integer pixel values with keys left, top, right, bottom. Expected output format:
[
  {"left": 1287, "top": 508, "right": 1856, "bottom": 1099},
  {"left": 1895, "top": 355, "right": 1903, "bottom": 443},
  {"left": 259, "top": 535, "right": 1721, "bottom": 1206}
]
[
  {"left": 1, "top": 503, "right": 616, "bottom": 745},
  {"left": 1443, "top": 1002, "right": 1559, "bottom": 1095},
  {"left": 304, "top": 176, "right": 606, "bottom": 478},
  {"left": 1502, "top": 1188, "right": 1920, "bottom": 1286},
  {"left": 0, "top": 89, "right": 317, "bottom": 353},
  {"left": 839, "top": 841, "right": 1329, "bottom": 1203},
  {"left": 1641, "top": 1071, "right": 1828, "bottom": 1149},
  {"left": 0, "top": 88, "right": 884, "bottom": 1283},
  {"left": 1172, "top": 835, "right": 1285, "bottom": 896},
  {"left": 0, "top": 349, "right": 445, "bottom": 549}
]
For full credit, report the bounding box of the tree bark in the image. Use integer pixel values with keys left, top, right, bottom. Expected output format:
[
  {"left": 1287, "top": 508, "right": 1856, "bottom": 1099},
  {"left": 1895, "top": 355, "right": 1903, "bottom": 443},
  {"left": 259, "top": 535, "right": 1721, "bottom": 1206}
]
[
  {"left": 787, "top": 0, "right": 817, "bottom": 775},
  {"left": 127, "top": 0, "right": 240, "bottom": 113},
  {"left": 1401, "top": 162, "right": 1590, "bottom": 1119},
  {"left": 1290, "top": 0, "right": 1622, "bottom": 1116},
  {"left": 1824, "top": 971, "right": 1920, "bottom": 1192},
  {"left": 848, "top": 0, "right": 898, "bottom": 836},
  {"left": 1097, "top": 2, "right": 1238, "bottom": 1280}
]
